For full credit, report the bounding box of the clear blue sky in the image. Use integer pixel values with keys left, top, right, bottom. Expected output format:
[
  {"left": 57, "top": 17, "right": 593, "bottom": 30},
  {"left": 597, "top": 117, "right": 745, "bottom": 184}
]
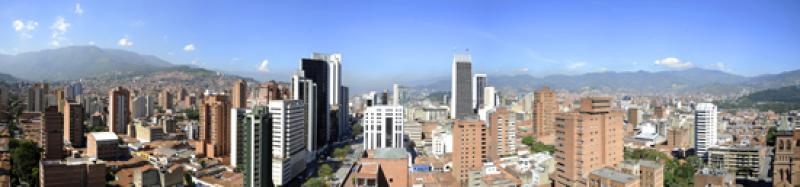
[{"left": 2, "top": 0, "right": 799, "bottom": 89}]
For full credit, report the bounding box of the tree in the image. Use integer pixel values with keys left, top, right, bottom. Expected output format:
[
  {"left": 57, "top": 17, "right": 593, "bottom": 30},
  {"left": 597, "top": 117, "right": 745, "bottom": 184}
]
[
  {"left": 303, "top": 178, "right": 325, "bottom": 187},
  {"left": 11, "top": 140, "right": 40, "bottom": 186},
  {"left": 522, "top": 136, "right": 535, "bottom": 146},
  {"left": 333, "top": 146, "right": 350, "bottom": 160},
  {"left": 184, "top": 173, "right": 195, "bottom": 186},
  {"left": 352, "top": 122, "right": 363, "bottom": 138},
  {"left": 184, "top": 108, "right": 200, "bottom": 120},
  {"left": 767, "top": 126, "right": 777, "bottom": 146},
  {"left": 318, "top": 164, "right": 333, "bottom": 178}
]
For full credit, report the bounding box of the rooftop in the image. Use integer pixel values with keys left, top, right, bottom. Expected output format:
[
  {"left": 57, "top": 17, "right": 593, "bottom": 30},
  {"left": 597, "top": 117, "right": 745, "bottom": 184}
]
[
  {"left": 371, "top": 148, "right": 408, "bottom": 159},
  {"left": 90, "top": 132, "right": 119, "bottom": 141},
  {"left": 591, "top": 168, "right": 639, "bottom": 183}
]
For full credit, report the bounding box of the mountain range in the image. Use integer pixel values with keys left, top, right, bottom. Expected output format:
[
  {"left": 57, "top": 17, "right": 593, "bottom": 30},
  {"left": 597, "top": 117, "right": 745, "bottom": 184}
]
[{"left": 418, "top": 68, "right": 800, "bottom": 95}]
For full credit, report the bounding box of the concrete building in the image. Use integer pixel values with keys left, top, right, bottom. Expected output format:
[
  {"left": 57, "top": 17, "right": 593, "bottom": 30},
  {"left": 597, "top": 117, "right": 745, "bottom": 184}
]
[
  {"left": 134, "top": 122, "right": 165, "bottom": 143},
  {"left": 26, "top": 83, "right": 48, "bottom": 112},
  {"left": 451, "top": 53, "right": 473, "bottom": 119},
  {"left": 343, "top": 148, "right": 410, "bottom": 187},
  {"left": 707, "top": 145, "right": 768, "bottom": 180},
  {"left": 64, "top": 102, "right": 84, "bottom": 147},
  {"left": 668, "top": 127, "right": 691, "bottom": 149},
  {"left": 552, "top": 97, "right": 625, "bottom": 187},
  {"left": 392, "top": 83, "right": 402, "bottom": 106},
  {"left": 452, "top": 119, "right": 487, "bottom": 185},
  {"left": 268, "top": 100, "right": 308, "bottom": 186},
  {"left": 135, "top": 167, "right": 160, "bottom": 187},
  {"left": 131, "top": 95, "right": 155, "bottom": 119},
  {"left": 628, "top": 108, "right": 642, "bottom": 126},
  {"left": 108, "top": 87, "right": 131, "bottom": 134},
  {"left": 693, "top": 168, "right": 735, "bottom": 187},
  {"left": 363, "top": 105, "right": 404, "bottom": 150},
  {"left": 197, "top": 94, "right": 231, "bottom": 159},
  {"left": 158, "top": 90, "right": 174, "bottom": 110},
  {"left": 588, "top": 168, "right": 641, "bottom": 187},
  {"left": 232, "top": 79, "right": 248, "bottom": 109},
  {"left": 39, "top": 158, "right": 106, "bottom": 187},
  {"left": 472, "top": 74, "right": 486, "bottom": 111},
  {"left": 292, "top": 70, "right": 318, "bottom": 155},
  {"left": 694, "top": 103, "right": 718, "bottom": 158},
  {"left": 432, "top": 126, "right": 453, "bottom": 156},
  {"left": 230, "top": 108, "right": 249, "bottom": 168},
  {"left": 42, "top": 106, "right": 64, "bottom": 161},
  {"left": 533, "top": 86, "right": 556, "bottom": 144},
  {"left": 87, "top": 132, "right": 123, "bottom": 160},
  {"left": 487, "top": 107, "right": 517, "bottom": 160},
  {"left": 620, "top": 160, "right": 664, "bottom": 187},
  {"left": 301, "top": 55, "right": 331, "bottom": 150}
]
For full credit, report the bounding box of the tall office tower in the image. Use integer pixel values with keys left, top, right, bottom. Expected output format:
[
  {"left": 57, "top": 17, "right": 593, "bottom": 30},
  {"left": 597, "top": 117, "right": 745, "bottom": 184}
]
[
  {"left": 533, "top": 86, "right": 556, "bottom": 137},
  {"left": 42, "top": 106, "right": 64, "bottom": 161},
  {"left": 487, "top": 107, "right": 517, "bottom": 160},
  {"left": 230, "top": 108, "right": 249, "bottom": 168},
  {"left": 339, "top": 86, "right": 350, "bottom": 139},
  {"left": 242, "top": 106, "right": 270, "bottom": 187},
  {"left": 473, "top": 74, "right": 487, "bottom": 111},
  {"left": 694, "top": 103, "right": 718, "bottom": 158},
  {"left": 158, "top": 90, "right": 174, "bottom": 110},
  {"left": 451, "top": 53, "right": 473, "bottom": 119},
  {"left": 197, "top": 94, "right": 231, "bottom": 159},
  {"left": 131, "top": 95, "right": 155, "bottom": 119},
  {"left": 64, "top": 81, "right": 82, "bottom": 101},
  {"left": 269, "top": 100, "right": 308, "bottom": 186},
  {"left": 363, "top": 105, "right": 405, "bottom": 150},
  {"left": 27, "top": 83, "right": 49, "bottom": 112},
  {"left": 551, "top": 97, "right": 624, "bottom": 187},
  {"left": 232, "top": 79, "right": 247, "bottom": 109},
  {"left": 380, "top": 90, "right": 389, "bottom": 105},
  {"left": 55, "top": 88, "right": 66, "bottom": 113},
  {"left": 64, "top": 102, "right": 85, "bottom": 147},
  {"left": 452, "top": 119, "right": 487, "bottom": 185},
  {"left": 323, "top": 53, "right": 342, "bottom": 106},
  {"left": 483, "top": 86, "right": 497, "bottom": 109},
  {"left": 108, "top": 87, "right": 131, "bottom": 134},
  {"left": 291, "top": 71, "right": 318, "bottom": 154},
  {"left": 301, "top": 55, "right": 331, "bottom": 150},
  {"left": 392, "top": 83, "right": 401, "bottom": 106}
]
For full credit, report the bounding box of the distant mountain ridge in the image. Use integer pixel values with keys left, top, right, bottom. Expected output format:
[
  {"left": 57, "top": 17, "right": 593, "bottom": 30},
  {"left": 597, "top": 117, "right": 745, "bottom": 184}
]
[
  {"left": 418, "top": 68, "right": 800, "bottom": 95},
  {"left": 0, "top": 46, "right": 174, "bottom": 81}
]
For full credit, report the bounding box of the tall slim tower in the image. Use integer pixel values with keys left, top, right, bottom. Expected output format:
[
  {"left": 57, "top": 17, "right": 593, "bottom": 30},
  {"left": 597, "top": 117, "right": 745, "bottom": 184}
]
[
  {"left": 64, "top": 102, "right": 85, "bottom": 147},
  {"left": 551, "top": 97, "right": 624, "bottom": 187},
  {"left": 197, "top": 94, "right": 231, "bottom": 158},
  {"left": 108, "top": 87, "right": 130, "bottom": 134},
  {"left": 301, "top": 55, "right": 330, "bottom": 149},
  {"left": 232, "top": 79, "right": 247, "bottom": 109},
  {"left": 533, "top": 86, "right": 556, "bottom": 138},
  {"left": 27, "top": 83, "right": 49, "bottom": 112},
  {"left": 268, "top": 100, "right": 307, "bottom": 186},
  {"left": 694, "top": 103, "right": 718, "bottom": 158},
  {"left": 42, "top": 106, "right": 64, "bottom": 161},
  {"left": 451, "top": 53, "right": 473, "bottom": 119},
  {"left": 473, "top": 74, "right": 487, "bottom": 111},
  {"left": 292, "top": 71, "right": 318, "bottom": 155}
]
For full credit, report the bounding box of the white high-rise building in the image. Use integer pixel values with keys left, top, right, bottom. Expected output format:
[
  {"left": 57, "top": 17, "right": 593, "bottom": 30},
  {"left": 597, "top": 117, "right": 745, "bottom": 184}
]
[
  {"left": 392, "top": 83, "right": 401, "bottom": 106},
  {"left": 451, "top": 53, "right": 473, "bottom": 119},
  {"left": 363, "top": 105, "right": 404, "bottom": 150},
  {"left": 694, "top": 103, "right": 718, "bottom": 158},
  {"left": 473, "top": 74, "right": 487, "bottom": 111},
  {"left": 291, "top": 71, "right": 318, "bottom": 156},
  {"left": 267, "top": 100, "right": 307, "bottom": 186},
  {"left": 131, "top": 95, "right": 155, "bottom": 119}
]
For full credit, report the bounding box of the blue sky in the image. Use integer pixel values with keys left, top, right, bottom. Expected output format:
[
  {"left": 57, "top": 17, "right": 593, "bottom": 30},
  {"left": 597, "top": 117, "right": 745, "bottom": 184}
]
[{"left": 2, "top": 0, "right": 799, "bottom": 89}]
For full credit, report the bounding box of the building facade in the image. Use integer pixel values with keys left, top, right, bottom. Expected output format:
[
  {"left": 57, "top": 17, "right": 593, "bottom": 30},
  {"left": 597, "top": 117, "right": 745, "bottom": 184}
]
[
  {"left": 108, "top": 87, "right": 131, "bottom": 134},
  {"left": 694, "top": 103, "right": 718, "bottom": 158},
  {"left": 363, "top": 105, "right": 405, "bottom": 150},
  {"left": 451, "top": 53, "right": 473, "bottom": 119},
  {"left": 452, "top": 119, "right": 487, "bottom": 185}
]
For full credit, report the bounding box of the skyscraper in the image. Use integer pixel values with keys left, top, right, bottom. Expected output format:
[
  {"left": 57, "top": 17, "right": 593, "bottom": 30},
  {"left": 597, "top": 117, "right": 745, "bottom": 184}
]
[
  {"left": 392, "top": 83, "right": 401, "bottom": 106},
  {"left": 242, "top": 106, "right": 269, "bottom": 187},
  {"left": 108, "top": 87, "right": 131, "bottom": 134},
  {"left": 292, "top": 71, "right": 318, "bottom": 155},
  {"left": 483, "top": 86, "right": 497, "bottom": 109},
  {"left": 64, "top": 102, "right": 85, "bottom": 147},
  {"left": 42, "top": 106, "right": 64, "bottom": 161},
  {"left": 131, "top": 95, "right": 155, "bottom": 119},
  {"left": 551, "top": 97, "right": 624, "bottom": 187},
  {"left": 268, "top": 100, "right": 307, "bottom": 186},
  {"left": 451, "top": 53, "right": 473, "bottom": 119},
  {"left": 452, "top": 119, "right": 487, "bottom": 184},
  {"left": 363, "top": 105, "right": 404, "bottom": 150},
  {"left": 473, "top": 74, "right": 487, "bottom": 111},
  {"left": 533, "top": 86, "right": 556, "bottom": 141},
  {"left": 158, "top": 90, "right": 174, "bottom": 110},
  {"left": 487, "top": 107, "right": 517, "bottom": 160},
  {"left": 695, "top": 103, "right": 718, "bottom": 158},
  {"left": 232, "top": 79, "right": 247, "bottom": 109},
  {"left": 301, "top": 55, "right": 330, "bottom": 149},
  {"left": 197, "top": 94, "right": 231, "bottom": 159},
  {"left": 229, "top": 108, "right": 249, "bottom": 169}
]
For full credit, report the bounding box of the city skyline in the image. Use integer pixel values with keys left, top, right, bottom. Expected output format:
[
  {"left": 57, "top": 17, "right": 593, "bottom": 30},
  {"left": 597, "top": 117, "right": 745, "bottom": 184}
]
[{"left": 2, "top": 1, "right": 799, "bottom": 90}]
